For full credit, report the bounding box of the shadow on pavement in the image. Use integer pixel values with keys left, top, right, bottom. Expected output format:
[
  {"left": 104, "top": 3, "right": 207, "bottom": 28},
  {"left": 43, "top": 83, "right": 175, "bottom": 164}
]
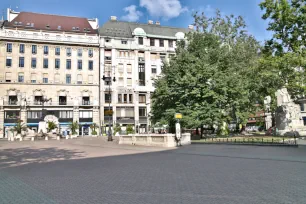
[{"left": 0, "top": 147, "right": 85, "bottom": 169}]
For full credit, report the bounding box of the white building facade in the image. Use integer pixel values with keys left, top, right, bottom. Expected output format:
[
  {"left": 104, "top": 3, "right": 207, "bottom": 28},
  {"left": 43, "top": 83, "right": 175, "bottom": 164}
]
[{"left": 99, "top": 17, "right": 189, "bottom": 133}]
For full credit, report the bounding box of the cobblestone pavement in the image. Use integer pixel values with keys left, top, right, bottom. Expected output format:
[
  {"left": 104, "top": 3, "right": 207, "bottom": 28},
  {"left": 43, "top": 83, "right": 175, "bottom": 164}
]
[{"left": 1, "top": 138, "right": 306, "bottom": 204}]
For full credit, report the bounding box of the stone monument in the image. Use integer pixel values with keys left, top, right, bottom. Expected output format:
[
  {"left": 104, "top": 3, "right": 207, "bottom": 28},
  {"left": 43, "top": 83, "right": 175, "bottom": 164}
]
[{"left": 275, "top": 88, "right": 306, "bottom": 136}]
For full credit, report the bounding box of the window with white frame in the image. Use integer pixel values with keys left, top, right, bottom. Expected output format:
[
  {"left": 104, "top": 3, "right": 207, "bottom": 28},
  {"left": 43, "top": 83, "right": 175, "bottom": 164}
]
[{"left": 79, "top": 111, "right": 93, "bottom": 118}]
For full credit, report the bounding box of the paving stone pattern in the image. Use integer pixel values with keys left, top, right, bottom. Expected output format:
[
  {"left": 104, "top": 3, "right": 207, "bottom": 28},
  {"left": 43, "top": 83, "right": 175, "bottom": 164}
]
[{"left": 0, "top": 140, "right": 306, "bottom": 204}]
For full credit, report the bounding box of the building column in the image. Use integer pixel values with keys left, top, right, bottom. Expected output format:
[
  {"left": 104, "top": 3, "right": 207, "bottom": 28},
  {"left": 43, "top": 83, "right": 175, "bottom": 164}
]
[
  {"left": 73, "top": 106, "right": 79, "bottom": 123},
  {"left": 0, "top": 109, "right": 4, "bottom": 138},
  {"left": 146, "top": 92, "right": 151, "bottom": 132},
  {"left": 20, "top": 109, "right": 27, "bottom": 124},
  {"left": 135, "top": 92, "right": 139, "bottom": 132},
  {"left": 93, "top": 106, "right": 100, "bottom": 135}
]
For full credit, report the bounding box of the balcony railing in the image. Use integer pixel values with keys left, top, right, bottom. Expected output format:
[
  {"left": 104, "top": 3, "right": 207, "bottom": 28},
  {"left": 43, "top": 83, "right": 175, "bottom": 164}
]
[{"left": 81, "top": 101, "right": 91, "bottom": 105}]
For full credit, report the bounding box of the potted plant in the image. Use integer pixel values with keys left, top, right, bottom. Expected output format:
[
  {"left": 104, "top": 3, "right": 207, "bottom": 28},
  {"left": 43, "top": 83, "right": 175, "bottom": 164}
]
[
  {"left": 90, "top": 123, "right": 98, "bottom": 136},
  {"left": 126, "top": 124, "right": 135, "bottom": 135},
  {"left": 113, "top": 123, "right": 121, "bottom": 136},
  {"left": 13, "top": 120, "right": 27, "bottom": 141},
  {"left": 69, "top": 121, "right": 79, "bottom": 138}
]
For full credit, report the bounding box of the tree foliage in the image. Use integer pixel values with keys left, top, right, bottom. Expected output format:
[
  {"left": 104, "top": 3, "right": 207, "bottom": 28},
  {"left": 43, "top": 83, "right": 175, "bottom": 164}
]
[
  {"left": 151, "top": 10, "right": 262, "bottom": 131},
  {"left": 259, "top": 0, "right": 306, "bottom": 110}
]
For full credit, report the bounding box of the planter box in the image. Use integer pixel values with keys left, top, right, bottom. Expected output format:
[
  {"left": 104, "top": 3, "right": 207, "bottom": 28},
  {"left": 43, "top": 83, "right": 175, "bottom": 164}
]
[{"left": 118, "top": 133, "right": 191, "bottom": 147}]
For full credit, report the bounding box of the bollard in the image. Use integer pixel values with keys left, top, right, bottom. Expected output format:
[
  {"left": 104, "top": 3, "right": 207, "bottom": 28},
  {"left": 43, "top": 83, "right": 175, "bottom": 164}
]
[
  {"left": 19, "top": 137, "right": 23, "bottom": 142},
  {"left": 45, "top": 136, "right": 48, "bottom": 141},
  {"left": 57, "top": 136, "right": 60, "bottom": 140},
  {"left": 31, "top": 137, "right": 35, "bottom": 141}
]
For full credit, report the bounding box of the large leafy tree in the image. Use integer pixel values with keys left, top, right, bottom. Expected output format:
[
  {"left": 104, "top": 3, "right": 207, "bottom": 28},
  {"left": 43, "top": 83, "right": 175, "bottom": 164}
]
[
  {"left": 151, "top": 10, "right": 262, "bottom": 132},
  {"left": 259, "top": 0, "right": 306, "bottom": 111}
]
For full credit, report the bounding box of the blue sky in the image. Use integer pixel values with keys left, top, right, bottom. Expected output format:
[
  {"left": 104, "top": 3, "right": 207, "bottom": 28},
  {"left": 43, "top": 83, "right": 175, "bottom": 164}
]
[{"left": 0, "top": 0, "right": 272, "bottom": 42}]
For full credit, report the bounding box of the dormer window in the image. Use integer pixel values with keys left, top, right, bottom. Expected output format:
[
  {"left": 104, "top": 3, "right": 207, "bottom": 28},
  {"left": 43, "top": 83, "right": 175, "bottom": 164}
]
[
  {"left": 26, "top": 23, "right": 31, "bottom": 27},
  {"left": 57, "top": 26, "right": 61, "bottom": 30},
  {"left": 46, "top": 25, "right": 50, "bottom": 29},
  {"left": 72, "top": 27, "right": 76, "bottom": 30},
  {"left": 76, "top": 27, "right": 79, "bottom": 31},
  {"left": 83, "top": 28, "right": 86, "bottom": 32},
  {"left": 14, "top": 21, "right": 18, "bottom": 25},
  {"left": 31, "top": 23, "right": 34, "bottom": 27},
  {"left": 18, "top": 22, "right": 22, "bottom": 25}
]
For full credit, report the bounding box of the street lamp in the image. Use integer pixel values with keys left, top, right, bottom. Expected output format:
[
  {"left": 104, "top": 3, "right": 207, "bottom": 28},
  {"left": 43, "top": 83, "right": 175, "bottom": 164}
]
[{"left": 102, "top": 73, "right": 116, "bottom": 141}]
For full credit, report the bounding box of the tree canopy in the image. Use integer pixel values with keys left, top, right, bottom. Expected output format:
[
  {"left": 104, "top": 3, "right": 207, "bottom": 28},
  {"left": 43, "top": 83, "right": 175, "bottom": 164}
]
[{"left": 151, "top": 10, "right": 262, "bottom": 131}]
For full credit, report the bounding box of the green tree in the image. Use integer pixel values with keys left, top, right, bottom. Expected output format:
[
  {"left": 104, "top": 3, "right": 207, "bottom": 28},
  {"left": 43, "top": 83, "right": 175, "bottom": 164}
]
[
  {"left": 13, "top": 119, "right": 27, "bottom": 135},
  {"left": 47, "top": 121, "right": 57, "bottom": 132},
  {"left": 70, "top": 121, "right": 79, "bottom": 135},
  {"left": 113, "top": 123, "right": 121, "bottom": 135},
  {"left": 151, "top": 10, "right": 262, "bottom": 134},
  {"left": 90, "top": 123, "right": 98, "bottom": 135},
  {"left": 259, "top": 0, "right": 306, "bottom": 112},
  {"left": 126, "top": 124, "right": 135, "bottom": 134}
]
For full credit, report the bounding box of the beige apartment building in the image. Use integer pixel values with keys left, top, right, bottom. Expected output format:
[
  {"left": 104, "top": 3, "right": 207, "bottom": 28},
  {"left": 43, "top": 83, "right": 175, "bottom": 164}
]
[
  {"left": 0, "top": 9, "right": 100, "bottom": 138},
  {"left": 99, "top": 17, "right": 190, "bottom": 133}
]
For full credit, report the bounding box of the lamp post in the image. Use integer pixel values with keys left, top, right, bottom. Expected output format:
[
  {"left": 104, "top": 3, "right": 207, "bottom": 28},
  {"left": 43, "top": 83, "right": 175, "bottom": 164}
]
[{"left": 102, "top": 65, "right": 116, "bottom": 142}]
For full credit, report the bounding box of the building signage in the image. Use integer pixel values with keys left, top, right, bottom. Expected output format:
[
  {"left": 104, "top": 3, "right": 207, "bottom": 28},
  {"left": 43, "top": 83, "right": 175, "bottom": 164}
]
[{"left": 175, "top": 113, "right": 182, "bottom": 119}]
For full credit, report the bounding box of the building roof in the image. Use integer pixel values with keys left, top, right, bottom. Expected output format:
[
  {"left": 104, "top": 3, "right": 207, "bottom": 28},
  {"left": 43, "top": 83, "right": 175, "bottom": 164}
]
[
  {"left": 5, "top": 12, "right": 97, "bottom": 35},
  {"left": 99, "top": 20, "right": 189, "bottom": 39}
]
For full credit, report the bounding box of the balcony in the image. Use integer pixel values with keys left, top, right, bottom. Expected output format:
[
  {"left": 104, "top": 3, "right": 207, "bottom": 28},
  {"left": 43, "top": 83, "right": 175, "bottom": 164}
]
[
  {"left": 138, "top": 57, "right": 145, "bottom": 63},
  {"left": 59, "top": 101, "right": 67, "bottom": 105}
]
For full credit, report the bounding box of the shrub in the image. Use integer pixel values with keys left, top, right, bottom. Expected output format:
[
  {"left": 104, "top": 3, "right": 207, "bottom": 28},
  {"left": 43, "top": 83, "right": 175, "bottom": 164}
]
[
  {"left": 47, "top": 121, "right": 57, "bottom": 132},
  {"left": 126, "top": 124, "right": 135, "bottom": 134},
  {"left": 70, "top": 121, "right": 79, "bottom": 135},
  {"left": 113, "top": 123, "right": 121, "bottom": 135}
]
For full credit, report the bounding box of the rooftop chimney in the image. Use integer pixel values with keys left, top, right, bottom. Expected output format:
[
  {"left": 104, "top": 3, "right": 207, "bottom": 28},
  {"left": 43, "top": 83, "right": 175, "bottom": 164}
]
[
  {"left": 155, "top": 21, "right": 160, "bottom": 25},
  {"left": 110, "top": 16, "right": 117, "bottom": 21},
  {"left": 188, "top": 24, "right": 194, "bottom": 30},
  {"left": 148, "top": 20, "right": 153, "bottom": 24}
]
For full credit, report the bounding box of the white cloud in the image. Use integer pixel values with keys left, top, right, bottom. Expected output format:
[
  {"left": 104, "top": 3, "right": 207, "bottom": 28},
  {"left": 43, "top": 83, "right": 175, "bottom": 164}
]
[
  {"left": 121, "top": 5, "right": 143, "bottom": 22},
  {"left": 140, "top": 0, "right": 188, "bottom": 20}
]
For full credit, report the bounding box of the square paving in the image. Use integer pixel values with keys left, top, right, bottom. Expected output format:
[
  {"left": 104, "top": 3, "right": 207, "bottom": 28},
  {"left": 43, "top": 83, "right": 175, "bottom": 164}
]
[{"left": 0, "top": 138, "right": 306, "bottom": 204}]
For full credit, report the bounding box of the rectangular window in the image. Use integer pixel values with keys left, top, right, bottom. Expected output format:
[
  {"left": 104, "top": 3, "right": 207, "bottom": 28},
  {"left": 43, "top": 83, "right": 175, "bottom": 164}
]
[
  {"left": 124, "top": 94, "right": 128, "bottom": 103},
  {"left": 139, "top": 107, "right": 147, "bottom": 117},
  {"left": 6, "top": 57, "right": 12, "bottom": 67},
  {"left": 77, "top": 74, "right": 82, "bottom": 84},
  {"left": 27, "top": 111, "right": 43, "bottom": 119},
  {"left": 54, "top": 74, "right": 60, "bottom": 83},
  {"left": 43, "top": 73, "right": 48, "bottom": 83},
  {"left": 138, "top": 37, "right": 143, "bottom": 45},
  {"left": 18, "top": 73, "right": 24, "bottom": 83},
  {"left": 150, "top": 38, "right": 155, "bottom": 46},
  {"left": 88, "top": 60, "right": 93, "bottom": 70},
  {"left": 129, "top": 94, "right": 133, "bottom": 103},
  {"left": 88, "top": 49, "right": 93, "bottom": 57},
  {"left": 6, "top": 111, "right": 20, "bottom": 119},
  {"left": 66, "top": 74, "right": 71, "bottom": 84},
  {"left": 43, "top": 58, "right": 48, "bottom": 68},
  {"left": 19, "top": 44, "right": 25, "bottom": 53},
  {"left": 7, "top": 43, "right": 12, "bottom": 52},
  {"left": 139, "top": 94, "right": 146, "bottom": 103},
  {"left": 9, "top": 96, "right": 18, "bottom": 105},
  {"left": 5, "top": 72, "right": 11, "bottom": 82},
  {"left": 55, "top": 47, "right": 60, "bottom": 55},
  {"left": 160, "top": 39, "right": 164, "bottom": 47},
  {"left": 32, "top": 45, "right": 37, "bottom": 54},
  {"left": 121, "top": 40, "right": 127, "bottom": 44},
  {"left": 169, "top": 40, "right": 173, "bottom": 48},
  {"left": 59, "top": 96, "right": 67, "bottom": 105},
  {"left": 138, "top": 64, "right": 145, "bottom": 86},
  {"left": 117, "top": 94, "right": 122, "bottom": 103},
  {"left": 66, "top": 59, "right": 71, "bottom": 69},
  {"left": 127, "top": 64, "right": 132, "bottom": 73},
  {"left": 66, "top": 48, "right": 71, "bottom": 56},
  {"left": 77, "top": 48, "right": 82, "bottom": 57},
  {"left": 82, "top": 97, "right": 90, "bottom": 105},
  {"left": 55, "top": 59, "right": 60, "bottom": 69},
  {"left": 31, "top": 73, "right": 36, "bottom": 83},
  {"left": 105, "top": 94, "right": 112, "bottom": 103},
  {"left": 44, "top": 46, "right": 49, "bottom": 55},
  {"left": 34, "top": 96, "right": 43, "bottom": 105},
  {"left": 77, "top": 60, "right": 82, "bottom": 70},
  {"left": 31, "top": 58, "right": 37, "bottom": 68},
  {"left": 86, "top": 76, "right": 92, "bottom": 85},
  {"left": 118, "top": 77, "right": 124, "bottom": 86},
  {"left": 19, "top": 57, "right": 24, "bottom": 67},
  {"left": 79, "top": 111, "right": 93, "bottom": 118},
  {"left": 127, "top": 78, "right": 132, "bottom": 86},
  {"left": 151, "top": 65, "right": 157, "bottom": 74},
  {"left": 59, "top": 111, "right": 73, "bottom": 118}
]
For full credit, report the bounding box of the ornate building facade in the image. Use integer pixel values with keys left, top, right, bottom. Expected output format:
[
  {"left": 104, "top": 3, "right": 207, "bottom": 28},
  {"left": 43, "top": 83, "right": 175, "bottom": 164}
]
[{"left": 0, "top": 9, "right": 100, "bottom": 138}]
